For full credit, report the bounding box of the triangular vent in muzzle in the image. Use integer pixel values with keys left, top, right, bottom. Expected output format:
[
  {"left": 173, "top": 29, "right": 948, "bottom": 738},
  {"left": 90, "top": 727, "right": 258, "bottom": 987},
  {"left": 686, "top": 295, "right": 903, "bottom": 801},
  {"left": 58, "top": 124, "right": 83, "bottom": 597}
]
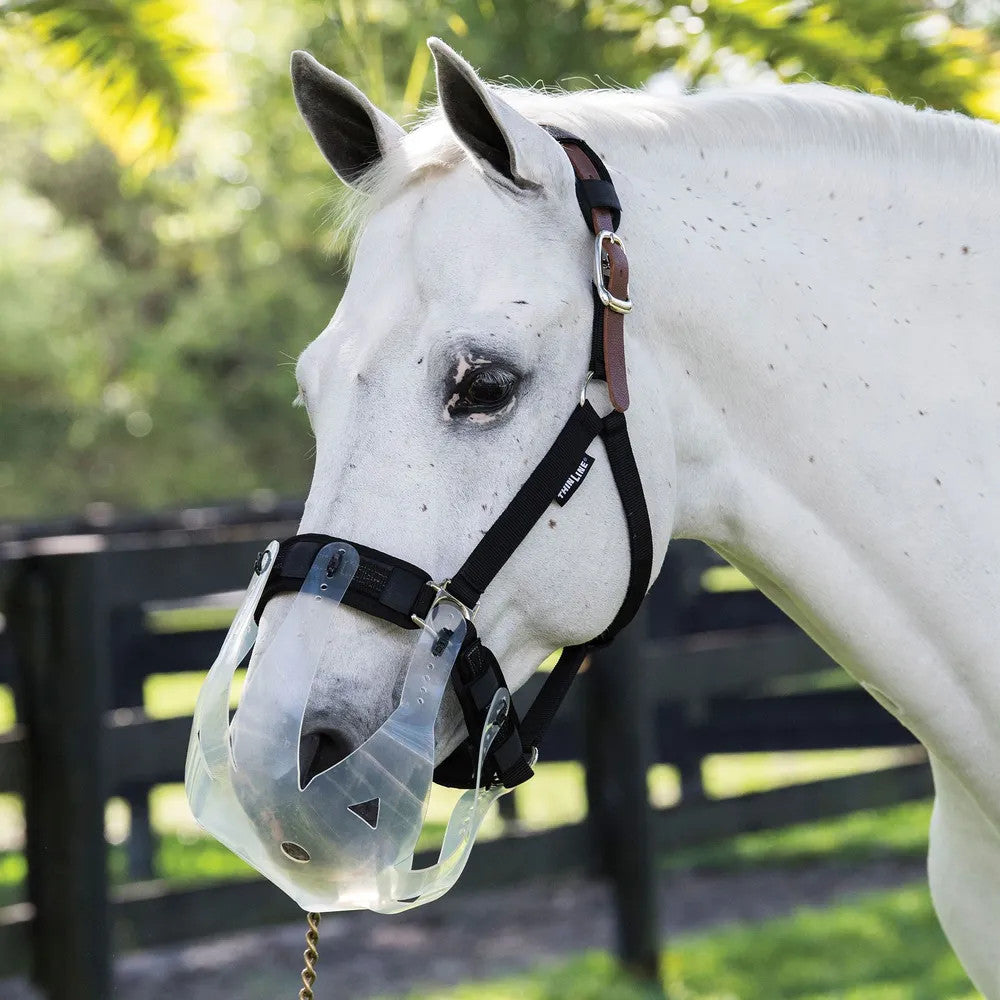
[{"left": 347, "top": 797, "right": 380, "bottom": 829}]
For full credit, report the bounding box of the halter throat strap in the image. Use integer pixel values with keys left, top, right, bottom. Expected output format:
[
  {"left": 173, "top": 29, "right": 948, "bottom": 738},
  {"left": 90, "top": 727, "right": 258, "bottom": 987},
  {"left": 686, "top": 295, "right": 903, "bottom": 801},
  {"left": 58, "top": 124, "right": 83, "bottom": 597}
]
[{"left": 255, "top": 129, "right": 654, "bottom": 790}]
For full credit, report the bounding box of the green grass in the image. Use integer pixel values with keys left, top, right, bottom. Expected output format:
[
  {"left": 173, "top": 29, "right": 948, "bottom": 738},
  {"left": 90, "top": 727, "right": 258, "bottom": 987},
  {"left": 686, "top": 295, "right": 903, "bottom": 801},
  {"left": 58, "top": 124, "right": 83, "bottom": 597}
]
[
  {"left": 0, "top": 686, "right": 14, "bottom": 731},
  {"left": 146, "top": 606, "right": 237, "bottom": 633},
  {"left": 377, "top": 885, "right": 979, "bottom": 1000},
  {"left": 667, "top": 800, "right": 931, "bottom": 872},
  {"left": 701, "top": 565, "right": 757, "bottom": 593}
]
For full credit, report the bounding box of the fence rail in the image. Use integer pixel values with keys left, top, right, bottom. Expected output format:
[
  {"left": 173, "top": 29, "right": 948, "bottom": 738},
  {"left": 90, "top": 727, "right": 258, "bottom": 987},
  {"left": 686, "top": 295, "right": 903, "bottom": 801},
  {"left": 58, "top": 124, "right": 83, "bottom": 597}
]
[{"left": 0, "top": 516, "right": 929, "bottom": 999}]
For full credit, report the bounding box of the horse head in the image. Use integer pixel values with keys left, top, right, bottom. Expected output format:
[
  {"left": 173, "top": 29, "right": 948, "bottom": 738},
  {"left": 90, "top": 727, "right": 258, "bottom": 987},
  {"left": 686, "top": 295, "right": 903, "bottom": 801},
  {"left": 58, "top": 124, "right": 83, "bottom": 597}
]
[{"left": 258, "top": 41, "right": 675, "bottom": 784}]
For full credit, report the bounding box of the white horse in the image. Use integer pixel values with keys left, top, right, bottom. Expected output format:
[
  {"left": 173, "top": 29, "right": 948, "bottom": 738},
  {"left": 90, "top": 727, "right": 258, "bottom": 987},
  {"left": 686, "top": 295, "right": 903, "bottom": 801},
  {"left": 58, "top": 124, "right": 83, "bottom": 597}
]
[{"left": 272, "top": 39, "right": 1000, "bottom": 994}]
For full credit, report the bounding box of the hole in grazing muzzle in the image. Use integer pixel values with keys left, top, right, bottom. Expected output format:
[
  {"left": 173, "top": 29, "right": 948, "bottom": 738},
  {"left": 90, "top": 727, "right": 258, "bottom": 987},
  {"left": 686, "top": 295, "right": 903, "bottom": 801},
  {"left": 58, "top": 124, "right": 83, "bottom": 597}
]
[
  {"left": 298, "top": 729, "right": 354, "bottom": 789},
  {"left": 347, "top": 797, "right": 380, "bottom": 829},
  {"left": 280, "top": 841, "right": 311, "bottom": 863}
]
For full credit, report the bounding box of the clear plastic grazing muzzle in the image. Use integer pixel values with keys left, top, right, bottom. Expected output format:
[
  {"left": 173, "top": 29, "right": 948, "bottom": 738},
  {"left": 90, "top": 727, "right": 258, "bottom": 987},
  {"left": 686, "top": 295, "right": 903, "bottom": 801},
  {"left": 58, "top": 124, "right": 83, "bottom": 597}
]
[{"left": 185, "top": 541, "right": 510, "bottom": 913}]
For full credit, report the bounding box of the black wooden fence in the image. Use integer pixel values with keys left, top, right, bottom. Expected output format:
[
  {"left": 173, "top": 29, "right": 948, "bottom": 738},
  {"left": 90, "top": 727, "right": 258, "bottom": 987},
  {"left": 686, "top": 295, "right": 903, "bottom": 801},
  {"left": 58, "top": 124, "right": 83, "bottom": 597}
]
[{"left": 0, "top": 506, "right": 931, "bottom": 999}]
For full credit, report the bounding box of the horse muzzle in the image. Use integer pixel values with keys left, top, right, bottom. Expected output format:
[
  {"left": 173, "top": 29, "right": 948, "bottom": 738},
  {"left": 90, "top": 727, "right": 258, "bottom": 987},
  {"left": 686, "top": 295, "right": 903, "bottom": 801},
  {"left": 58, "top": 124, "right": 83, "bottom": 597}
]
[{"left": 185, "top": 540, "right": 509, "bottom": 914}]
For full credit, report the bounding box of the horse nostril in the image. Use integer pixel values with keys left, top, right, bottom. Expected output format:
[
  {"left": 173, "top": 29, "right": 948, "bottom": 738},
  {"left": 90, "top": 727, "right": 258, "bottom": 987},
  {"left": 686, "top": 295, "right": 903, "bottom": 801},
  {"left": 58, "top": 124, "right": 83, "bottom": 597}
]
[{"left": 298, "top": 728, "right": 354, "bottom": 789}]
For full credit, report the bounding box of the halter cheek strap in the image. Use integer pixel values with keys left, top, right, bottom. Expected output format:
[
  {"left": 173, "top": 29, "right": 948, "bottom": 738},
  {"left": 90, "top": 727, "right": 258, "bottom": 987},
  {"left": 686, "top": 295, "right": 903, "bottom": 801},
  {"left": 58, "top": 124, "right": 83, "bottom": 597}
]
[{"left": 256, "top": 129, "right": 654, "bottom": 790}]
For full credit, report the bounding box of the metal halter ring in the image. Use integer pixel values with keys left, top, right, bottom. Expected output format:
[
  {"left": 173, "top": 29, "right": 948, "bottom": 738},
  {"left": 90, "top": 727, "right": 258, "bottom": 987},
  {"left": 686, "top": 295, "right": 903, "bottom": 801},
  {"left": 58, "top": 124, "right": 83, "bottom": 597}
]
[
  {"left": 579, "top": 371, "right": 594, "bottom": 408},
  {"left": 593, "top": 230, "right": 633, "bottom": 314},
  {"left": 411, "top": 579, "right": 479, "bottom": 636}
]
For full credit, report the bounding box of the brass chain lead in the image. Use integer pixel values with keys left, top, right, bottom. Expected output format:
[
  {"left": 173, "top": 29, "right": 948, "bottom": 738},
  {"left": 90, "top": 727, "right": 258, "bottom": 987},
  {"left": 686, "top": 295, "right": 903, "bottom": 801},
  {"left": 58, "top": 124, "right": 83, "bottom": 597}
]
[{"left": 298, "top": 911, "right": 322, "bottom": 999}]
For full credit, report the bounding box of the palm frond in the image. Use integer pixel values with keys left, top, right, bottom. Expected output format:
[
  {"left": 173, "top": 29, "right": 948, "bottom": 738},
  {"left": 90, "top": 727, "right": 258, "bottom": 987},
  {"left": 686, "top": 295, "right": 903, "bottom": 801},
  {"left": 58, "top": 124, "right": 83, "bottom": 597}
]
[{"left": 2, "top": 0, "right": 230, "bottom": 170}]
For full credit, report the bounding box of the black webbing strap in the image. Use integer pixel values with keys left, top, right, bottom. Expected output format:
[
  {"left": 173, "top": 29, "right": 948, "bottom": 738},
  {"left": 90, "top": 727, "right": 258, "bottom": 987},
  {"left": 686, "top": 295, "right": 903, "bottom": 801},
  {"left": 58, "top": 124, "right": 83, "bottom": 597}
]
[
  {"left": 592, "top": 410, "right": 654, "bottom": 644},
  {"left": 432, "top": 622, "right": 535, "bottom": 789},
  {"left": 491, "top": 417, "right": 653, "bottom": 777},
  {"left": 438, "top": 129, "right": 655, "bottom": 781},
  {"left": 542, "top": 124, "right": 622, "bottom": 230},
  {"left": 255, "top": 533, "right": 435, "bottom": 629},
  {"left": 447, "top": 401, "right": 604, "bottom": 610},
  {"left": 589, "top": 284, "right": 606, "bottom": 380},
  {"left": 518, "top": 643, "right": 590, "bottom": 752}
]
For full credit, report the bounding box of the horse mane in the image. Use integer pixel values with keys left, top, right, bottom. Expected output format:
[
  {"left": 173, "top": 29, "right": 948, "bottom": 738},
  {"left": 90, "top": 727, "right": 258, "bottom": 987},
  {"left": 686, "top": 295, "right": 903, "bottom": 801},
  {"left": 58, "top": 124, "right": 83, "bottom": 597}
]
[{"left": 334, "top": 82, "right": 1000, "bottom": 251}]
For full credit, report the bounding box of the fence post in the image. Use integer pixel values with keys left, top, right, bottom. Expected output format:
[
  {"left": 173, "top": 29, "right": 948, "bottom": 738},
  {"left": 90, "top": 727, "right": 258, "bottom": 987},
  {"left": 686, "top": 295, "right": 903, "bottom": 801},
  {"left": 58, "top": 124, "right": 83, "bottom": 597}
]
[
  {"left": 9, "top": 552, "right": 112, "bottom": 1000},
  {"left": 584, "top": 604, "right": 663, "bottom": 995}
]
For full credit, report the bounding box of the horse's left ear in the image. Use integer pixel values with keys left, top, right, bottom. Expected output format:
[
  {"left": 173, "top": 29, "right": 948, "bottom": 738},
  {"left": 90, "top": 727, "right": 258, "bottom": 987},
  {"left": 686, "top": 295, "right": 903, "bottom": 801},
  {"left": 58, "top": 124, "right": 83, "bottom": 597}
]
[{"left": 428, "top": 38, "right": 567, "bottom": 191}]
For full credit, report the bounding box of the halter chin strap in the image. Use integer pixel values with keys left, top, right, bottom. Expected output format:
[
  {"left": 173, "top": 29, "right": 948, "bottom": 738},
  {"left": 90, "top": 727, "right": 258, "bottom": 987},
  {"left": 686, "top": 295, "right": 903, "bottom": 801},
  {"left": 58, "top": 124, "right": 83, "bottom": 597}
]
[{"left": 256, "top": 129, "right": 654, "bottom": 790}]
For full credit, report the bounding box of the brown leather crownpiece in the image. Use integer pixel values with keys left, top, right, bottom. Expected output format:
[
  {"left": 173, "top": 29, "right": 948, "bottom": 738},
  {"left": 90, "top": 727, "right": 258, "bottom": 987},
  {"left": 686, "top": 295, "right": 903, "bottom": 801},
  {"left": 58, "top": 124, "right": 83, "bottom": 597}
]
[{"left": 554, "top": 141, "right": 631, "bottom": 412}]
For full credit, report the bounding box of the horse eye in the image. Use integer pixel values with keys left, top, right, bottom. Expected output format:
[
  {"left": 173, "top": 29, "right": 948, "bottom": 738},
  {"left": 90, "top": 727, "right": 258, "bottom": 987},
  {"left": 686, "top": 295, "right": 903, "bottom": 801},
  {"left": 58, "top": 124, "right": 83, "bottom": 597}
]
[{"left": 453, "top": 364, "right": 519, "bottom": 414}]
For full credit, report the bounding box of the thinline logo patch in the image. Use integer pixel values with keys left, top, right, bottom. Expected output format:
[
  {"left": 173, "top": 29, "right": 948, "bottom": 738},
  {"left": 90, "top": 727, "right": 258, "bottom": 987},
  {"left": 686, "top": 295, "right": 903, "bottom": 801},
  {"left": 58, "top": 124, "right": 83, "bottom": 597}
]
[{"left": 555, "top": 454, "right": 595, "bottom": 506}]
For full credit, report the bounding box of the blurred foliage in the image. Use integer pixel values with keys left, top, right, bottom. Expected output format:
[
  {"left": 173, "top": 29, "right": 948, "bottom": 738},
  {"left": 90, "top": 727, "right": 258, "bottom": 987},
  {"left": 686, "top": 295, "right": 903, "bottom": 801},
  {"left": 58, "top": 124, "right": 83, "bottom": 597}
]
[
  {"left": 595, "top": 0, "right": 1000, "bottom": 117},
  {"left": 2, "top": 0, "right": 230, "bottom": 170},
  {"left": 378, "top": 887, "right": 978, "bottom": 999},
  {"left": 1, "top": 0, "right": 999, "bottom": 519}
]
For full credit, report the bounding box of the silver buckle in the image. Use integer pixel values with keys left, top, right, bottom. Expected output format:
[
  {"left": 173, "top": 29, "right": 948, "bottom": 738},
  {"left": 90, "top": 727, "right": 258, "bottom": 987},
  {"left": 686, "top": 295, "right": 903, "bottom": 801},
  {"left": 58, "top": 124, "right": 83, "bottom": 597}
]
[
  {"left": 593, "top": 230, "right": 633, "bottom": 315},
  {"left": 411, "top": 579, "right": 479, "bottom": 635}
]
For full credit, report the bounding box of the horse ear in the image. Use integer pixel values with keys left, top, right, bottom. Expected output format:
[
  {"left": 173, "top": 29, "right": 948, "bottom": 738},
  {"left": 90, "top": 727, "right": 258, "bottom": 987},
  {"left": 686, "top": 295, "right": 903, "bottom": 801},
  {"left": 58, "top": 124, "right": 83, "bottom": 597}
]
[
  {"left": 427, "top": 38, "right": 565, "bottom": 190},
  {"left": 291, "top": 50, "right": 404, "bottom": 186}
]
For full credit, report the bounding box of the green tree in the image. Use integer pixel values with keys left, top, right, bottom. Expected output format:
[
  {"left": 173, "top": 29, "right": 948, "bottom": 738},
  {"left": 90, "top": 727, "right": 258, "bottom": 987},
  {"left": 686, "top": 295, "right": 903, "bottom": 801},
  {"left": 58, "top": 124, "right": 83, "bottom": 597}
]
[
  {"left": 1, "top": 0, "right": 999, "bottom": 520},
  {"left": 586, "top": 0, "right": 1000, "bottom": 119},
  {"left": 1, "top": 0, "right": 227, "bottom": 170}
]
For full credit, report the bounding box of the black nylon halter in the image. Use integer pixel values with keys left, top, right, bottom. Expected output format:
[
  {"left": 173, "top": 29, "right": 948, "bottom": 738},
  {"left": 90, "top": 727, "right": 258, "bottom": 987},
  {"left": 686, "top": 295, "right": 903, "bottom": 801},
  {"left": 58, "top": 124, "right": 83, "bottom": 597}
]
[{"left": 256, "top": 129, "right": 654, "bottom": 789}]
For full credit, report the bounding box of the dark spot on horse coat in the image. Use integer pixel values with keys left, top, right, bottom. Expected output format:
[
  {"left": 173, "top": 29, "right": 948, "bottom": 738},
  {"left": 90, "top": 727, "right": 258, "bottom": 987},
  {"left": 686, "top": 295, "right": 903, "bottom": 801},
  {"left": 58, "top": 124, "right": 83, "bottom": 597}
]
[{"left": 548, "top": 519, "right": 556, "bottom": 528}]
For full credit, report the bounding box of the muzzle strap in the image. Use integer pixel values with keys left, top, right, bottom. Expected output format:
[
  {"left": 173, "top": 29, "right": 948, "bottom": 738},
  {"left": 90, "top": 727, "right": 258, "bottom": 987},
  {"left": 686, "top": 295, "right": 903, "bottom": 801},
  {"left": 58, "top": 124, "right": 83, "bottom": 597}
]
[
  {"left": 433, "top": 621, "right": 535, "bottom": 789},
  {"left": 255, "top": 533, "right": 435, "bottom": 630}
]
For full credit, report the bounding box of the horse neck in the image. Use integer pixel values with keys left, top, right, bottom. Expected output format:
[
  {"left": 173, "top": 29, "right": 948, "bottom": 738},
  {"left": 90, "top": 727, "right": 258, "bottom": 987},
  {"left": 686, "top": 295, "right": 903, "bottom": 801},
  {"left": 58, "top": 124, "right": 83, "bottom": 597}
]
[{"left": 615, "top": 103, "right": 1000, "bottom": 699}]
